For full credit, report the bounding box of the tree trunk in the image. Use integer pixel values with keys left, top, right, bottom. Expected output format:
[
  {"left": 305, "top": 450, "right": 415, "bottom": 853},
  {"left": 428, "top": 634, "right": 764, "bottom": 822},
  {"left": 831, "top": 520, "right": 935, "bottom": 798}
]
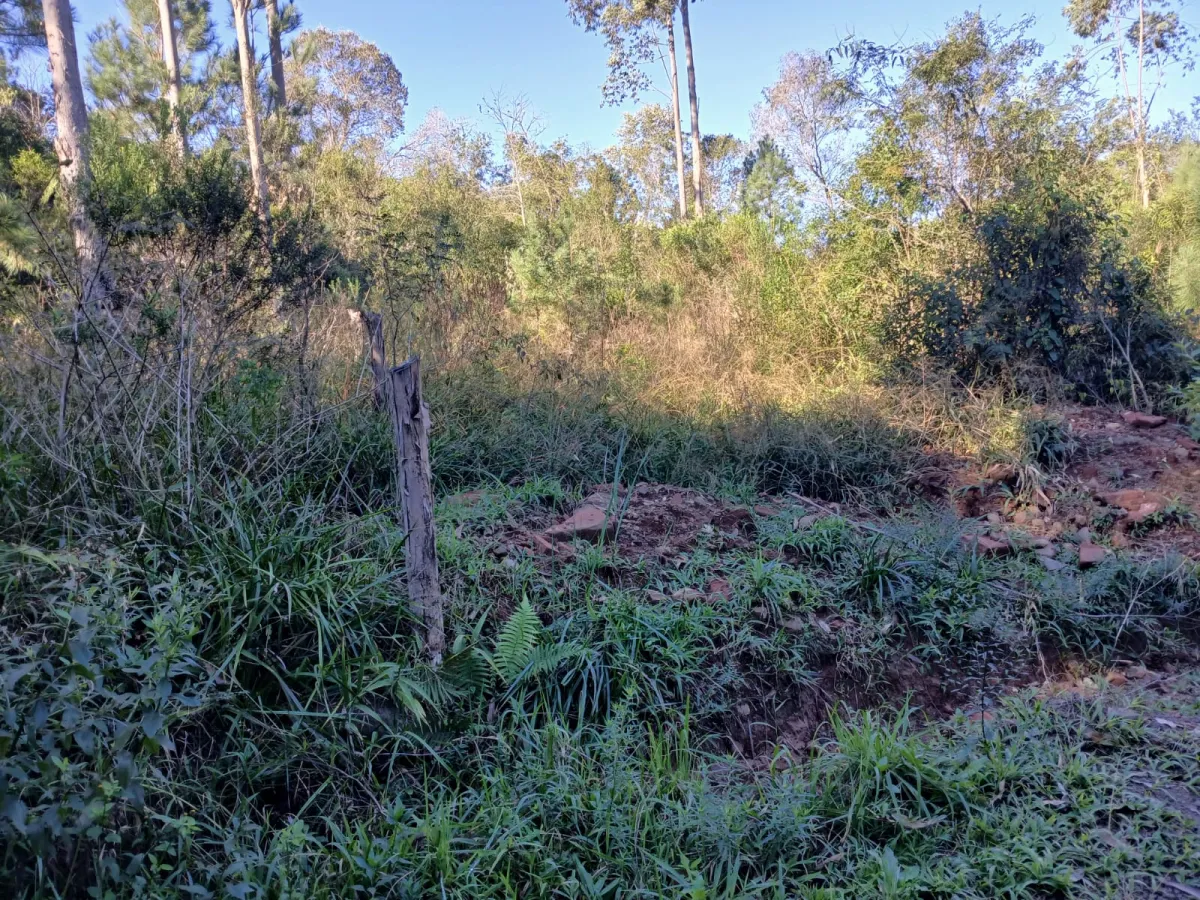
[
  {"left": 1135, "top": 0, "right": 1149, "bottom": 209},
  {"left": 666, "top": 16, "right": 687, "bottom": 220},
  {"left": 352, "top": 308, "right": 388, "bottom": 406},
  {"left": 232, "top": 0, "right": 270, "bottom": 229},
  {"left": 156, "top": 0, "right": 189, "bottom": 157},
  {"left": 265, "top": 0, "right": 287, "bottom": 114},
  {"left": 388, "top": 356, "right": 445, "bottom": 666},
  {"left": 679, "top": 0, "right": 703, "bottom": 216},
  {"left": 41, "top": 0, "right": 110, "bottom": 312}
]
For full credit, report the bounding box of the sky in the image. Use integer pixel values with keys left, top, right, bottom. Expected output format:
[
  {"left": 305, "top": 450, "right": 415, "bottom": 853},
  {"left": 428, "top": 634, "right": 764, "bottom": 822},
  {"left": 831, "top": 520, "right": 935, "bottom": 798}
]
[{"left": 76, "top": 0, "right": 1199, "bottom": 153}]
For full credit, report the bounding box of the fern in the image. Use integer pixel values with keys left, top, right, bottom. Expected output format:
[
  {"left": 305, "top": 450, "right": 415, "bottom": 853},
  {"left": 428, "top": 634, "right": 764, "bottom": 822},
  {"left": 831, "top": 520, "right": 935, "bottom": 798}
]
[{"left": 493, "top": 597, "right": 541, "bottom": 684}]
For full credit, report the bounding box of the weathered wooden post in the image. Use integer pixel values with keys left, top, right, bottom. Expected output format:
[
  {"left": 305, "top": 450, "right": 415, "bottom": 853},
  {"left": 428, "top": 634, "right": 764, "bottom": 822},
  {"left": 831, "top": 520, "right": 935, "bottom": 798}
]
[{"left": 388, "top": 356, "right": 445, "bottom": 666}]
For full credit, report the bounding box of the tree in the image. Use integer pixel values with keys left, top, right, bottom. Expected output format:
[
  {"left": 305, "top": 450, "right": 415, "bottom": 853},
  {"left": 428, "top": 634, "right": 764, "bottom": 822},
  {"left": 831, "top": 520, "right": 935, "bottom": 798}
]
[
  {"left": 741, "top": 137, "right": 803, "bottom": 230},
  {"left": 566, "top": 0, "right": 688, "bottom": 218},
  {"left": 156, "top": 0, "right": 188, "bottom": 155},
  {"left": 481, "top": 90, "right": 543, "bottom": 227},
  {"left": 264, "top": 0, "right": 286, "bottom": 113},
  {"left": 289, "top": 28, "right": 408, "bottom": 156},
  {"left": 755, "top": 51, "right": 856, "bottom": 213},
  {"left": 701, "top": 132, "right": 745, "bottom": 213},
  {"left": 231, "top": 0, "right": 268, "bottom": 226},
  {"left": 609, "top": 103, "right": 677, "bottom": 222},
  {"left": 1065, "top": 0, "right": 1195, "bottom": 208},
  {"left": 87, "top": 0, "right": 217, "bottom": 145},
  {"left": 41, "top": 0, "right": 110, "bottom": 310},
  {"left": 678, "top": 0, "right": 703, "bottom": 215}
]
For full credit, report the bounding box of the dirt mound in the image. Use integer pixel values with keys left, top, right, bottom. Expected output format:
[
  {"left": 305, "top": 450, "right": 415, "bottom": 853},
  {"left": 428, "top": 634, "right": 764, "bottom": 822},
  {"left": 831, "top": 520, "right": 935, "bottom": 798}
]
[{"left": 952, "top": 406, "right": 1200, "bottom": 561}]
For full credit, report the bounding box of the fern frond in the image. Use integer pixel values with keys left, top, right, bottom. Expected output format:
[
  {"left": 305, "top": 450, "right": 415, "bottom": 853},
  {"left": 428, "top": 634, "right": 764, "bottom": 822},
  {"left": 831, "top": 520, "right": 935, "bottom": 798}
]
[{"left": 494, "top": 597, "right": 541, "bottom": 684}]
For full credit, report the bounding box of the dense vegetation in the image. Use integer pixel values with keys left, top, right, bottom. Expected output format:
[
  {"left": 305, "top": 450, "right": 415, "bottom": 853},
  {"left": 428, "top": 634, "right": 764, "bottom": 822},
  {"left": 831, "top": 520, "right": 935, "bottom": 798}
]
[{"left": 1, "top": 0, "right": 1199, "bottom": 896}]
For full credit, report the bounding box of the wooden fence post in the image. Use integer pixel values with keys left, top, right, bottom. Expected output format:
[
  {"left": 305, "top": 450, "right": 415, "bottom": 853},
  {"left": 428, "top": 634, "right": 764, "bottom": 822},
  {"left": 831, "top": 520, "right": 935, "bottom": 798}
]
[{"left": 388, "top": 356, "right": 445, "bottom": 666}]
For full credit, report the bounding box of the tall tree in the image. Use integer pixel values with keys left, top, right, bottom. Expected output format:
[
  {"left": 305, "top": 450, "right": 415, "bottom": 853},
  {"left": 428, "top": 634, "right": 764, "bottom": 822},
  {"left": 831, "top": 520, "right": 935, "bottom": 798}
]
[
  {"left": 664, "top": 10, "right": 686, "bottom": 218},
  {"left": 755, "top": 52, "right": 856, "bottom": 213},
  {"left": 1065, "top": 0, "right": 1194, "bottom": 208},
  {"left": 41, "top": 0, "right": 109, "bottom": 310},
  {"left": 567, "top": 0, "right": 688, "bottom": 218},
  {"left": 155, "top": 0, "right": 188, "bottom": 155},
  {"left": 87, "top": 0, "right": 217, "bottom": 144},
  {"left": 231, "top": 0, "right": 269, "bottom": 226},
  {"left": 264, "top": 0, "right": 285, "bottom": 113},
  {"left": 288, "top": 27, "right": 407, "bottom": 155},
  {"left": 678, "top": 0, "right": 703, "bottom": 215}
]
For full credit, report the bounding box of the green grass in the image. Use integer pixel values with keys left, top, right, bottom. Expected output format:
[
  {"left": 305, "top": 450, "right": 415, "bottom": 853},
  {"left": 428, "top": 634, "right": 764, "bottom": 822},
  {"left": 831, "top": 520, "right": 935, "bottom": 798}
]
[{"left": 1, "top": 378, "right": 1198, "bottom": 898}]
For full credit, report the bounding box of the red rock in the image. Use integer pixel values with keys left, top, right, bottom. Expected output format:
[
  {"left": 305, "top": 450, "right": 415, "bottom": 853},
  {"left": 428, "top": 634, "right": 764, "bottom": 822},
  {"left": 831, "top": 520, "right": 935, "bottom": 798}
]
[
  {"left": 962, "top": 534, "right": 1011, "bottom": 557},
  {"left": 754, "top": 504, "right": 780, "bottom": 517},
  {"left": 545, "top": 505, "right": 613, "bottom": 543},
  {"left": 713, "top": 507, "right": 754, "bottom": 531},
  {"left": 1105, "top": 671, "right": 1127, "bottom": 686},
  {"left": 1078, "top": 543, "right": 1108, "bottom": 568},
  {"left": 985, "top": 463, "right": 1018, "bottom": 484},
  {"left": 1122, "top": 411, "right": 1167, "bottom": 428},
  {"left": 1098, "top": 489, "right": 1168, "bottom": 512},
  {"left": 707, "top": 578, "right": 734, "bottom": 601},
  {"left": 1125, "top": 502, "right": 1163, "bottom": 525}
]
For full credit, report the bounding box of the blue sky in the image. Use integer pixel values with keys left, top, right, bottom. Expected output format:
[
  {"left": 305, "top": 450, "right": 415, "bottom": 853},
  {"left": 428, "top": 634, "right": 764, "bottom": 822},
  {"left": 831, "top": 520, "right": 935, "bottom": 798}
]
[{"left": 78, "top": 0, "right": 1198, "bottom": 151}]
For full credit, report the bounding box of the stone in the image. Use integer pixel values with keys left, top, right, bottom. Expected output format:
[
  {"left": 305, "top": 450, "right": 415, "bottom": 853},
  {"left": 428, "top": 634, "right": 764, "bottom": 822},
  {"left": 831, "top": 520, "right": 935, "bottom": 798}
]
[
  {"left": 1098, "top": 489, "right": 1168, "bottom": 512},
  {"left": 754, "top": 504, "right": 780, "bottom": 517},
  {"left": 1111, "top": 531, "right": 1130, "bottom": 549},
  {"left": 1105, "top": 423, "right": 1122, "bottom": 431},
  {"left": 1122, "top": 411, "right": 1167, "bottom": 428},
  {"left": 671, "top": 588, "right": 705, "bottom": 603},
  {"left": 962, "top": 534, "right": 1011, "bottom": 557},
  {"left": 750, "top": 606, "right": 769, "bottom": 620},
  {"left": 1170, "top": 447, "right": 1190, "bottom": 463},
  {"left": 986, "top": 512, "right": 1002, "bottom": 525},
  {"left": 545, "top": 505, "right": 613, "bottom": 543},
  {"left": 1105, "top": 671, "right": 1127, "bottom": 687},
  {"left": 985, "top": 463, "right": 1018, "bottom": 484},
  {"left": 1039, "top": 557, "right": 1067, "bottom": 572},
  {"left": 1078, "top": 543, "right": 1108, "bottom": 568},
  {"left": 783, "top": 617, "right": 806, "bottom": 633},
  {"left": 707, "top": 578, "right": 734, "bottom": 601},
  {"left": 646, "top": 590, "right": 671, "bottom": 603},
  {"left": 736, "top": 703, "right": 752, "bottom": 717},
  {"left": 1048, "top": 521, "right": 1065, "bottom": 538},
  {"left": 1012, "top": 509, "right": 1031, "bottom": 525},
  {"left": 1125, "top": 502, "right": 1163, "bottom": 526},
  {"left": 713, "top": 507, "right": 754, "bottom": 531},
  {"left": 1074, "top": 527, "right": 1091, "bottom": 544},
  {"left": 1034, "top": 544, "right": 1057, "bottom": 558}
]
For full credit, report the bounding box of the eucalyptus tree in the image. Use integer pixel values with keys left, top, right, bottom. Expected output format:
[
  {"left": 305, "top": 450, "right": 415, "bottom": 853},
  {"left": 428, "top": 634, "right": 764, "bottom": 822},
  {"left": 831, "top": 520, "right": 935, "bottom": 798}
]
[
  {"left": 1065, "top": 0, "right": 1195, "bottom": 207},
  {"left": 230, "top": 0, "right": 269, "bottom": 226}
]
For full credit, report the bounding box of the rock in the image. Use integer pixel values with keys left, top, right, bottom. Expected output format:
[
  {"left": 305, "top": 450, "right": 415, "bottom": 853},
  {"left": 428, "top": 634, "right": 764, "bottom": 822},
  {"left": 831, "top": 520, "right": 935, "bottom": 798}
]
[
  {"left": 646, "top": 590, "right": 671, "bottom": 603},
  {"left": 1125, "top": 502, "right": 1163, "bottom": 526},
  {"left": 1073, "top": 527, "right": 1091, "bottom": 544},
  {"left": 783, "top": 617, "right": 807, "bottom": 633},
  {"left": 1126, "top": 665, "right": 1149, "bottom": 680},
  {"left": 750, "top": 606, "right": 769, "bottom": 620},
  {"left": 671, "top": 588, "right": 705, "bottom": 603},
  {"left": 754, "top": 504, "right": 780, "bottom": 517},
  {"left": 986, "top": 512, "right": 1003, "bottom": 526},
  {"left": 1030, "top": 536, "right": 1053, "bottom": 550},
  {"left": 1105, "top": 671, "right": 1127, "bottom": 687},
  {"left": 545, "top": 505, "right": 614, "bottom": 543},
  {"left": 1078, "top": 543, "right": 1108, "bottom": 568},
  {"left": 1012, "top": 509, "right": 1031, "bottom": 525},
  {"left": 707, "top": 578, "right": 734, "bottom": 601},
  {"left": 985, "top": 463, "right": 1018, "bottom": 484},
  {"left": 1170, "top": 447, "right": 1190, "bottom": 463},
  {"left": 1104, "top": 423, "right": 1122, "bottom": 431},
  {"left": 962, "top": 534, "right": 1011, "bottom": 557},
  {"left": 1179, "top": 436, "right": 1200, "bottom": 452},
  {"left": 1039, "top": 557, "right": 1067, "bottom": 572},
  {"left": 1034, "top": 544, "right": 1057, "bottom": 558},
  {"left": 1122, "top": 411, "right": 1167, "bottom": 429},
  {"left": 1111, "top": 531, "right": 1130, "bottom": 549},
  {"left": 713, "top": 507, "right": 754, "bottom": 531},
  {"left": 736, "top": 703, "right": 752, "bottom": 717},
  {"left": 1048, "top": 521, "right": 1065, "bottom": 538},
  {"left": 794, "top": 514, "right": 819, "bottom": 529},
  {"left": 528, "top": 533, "right": 559, "bottom": 555},
  {"left": 1098, "top": 489, "right": 1168, "bottom": 512}
]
